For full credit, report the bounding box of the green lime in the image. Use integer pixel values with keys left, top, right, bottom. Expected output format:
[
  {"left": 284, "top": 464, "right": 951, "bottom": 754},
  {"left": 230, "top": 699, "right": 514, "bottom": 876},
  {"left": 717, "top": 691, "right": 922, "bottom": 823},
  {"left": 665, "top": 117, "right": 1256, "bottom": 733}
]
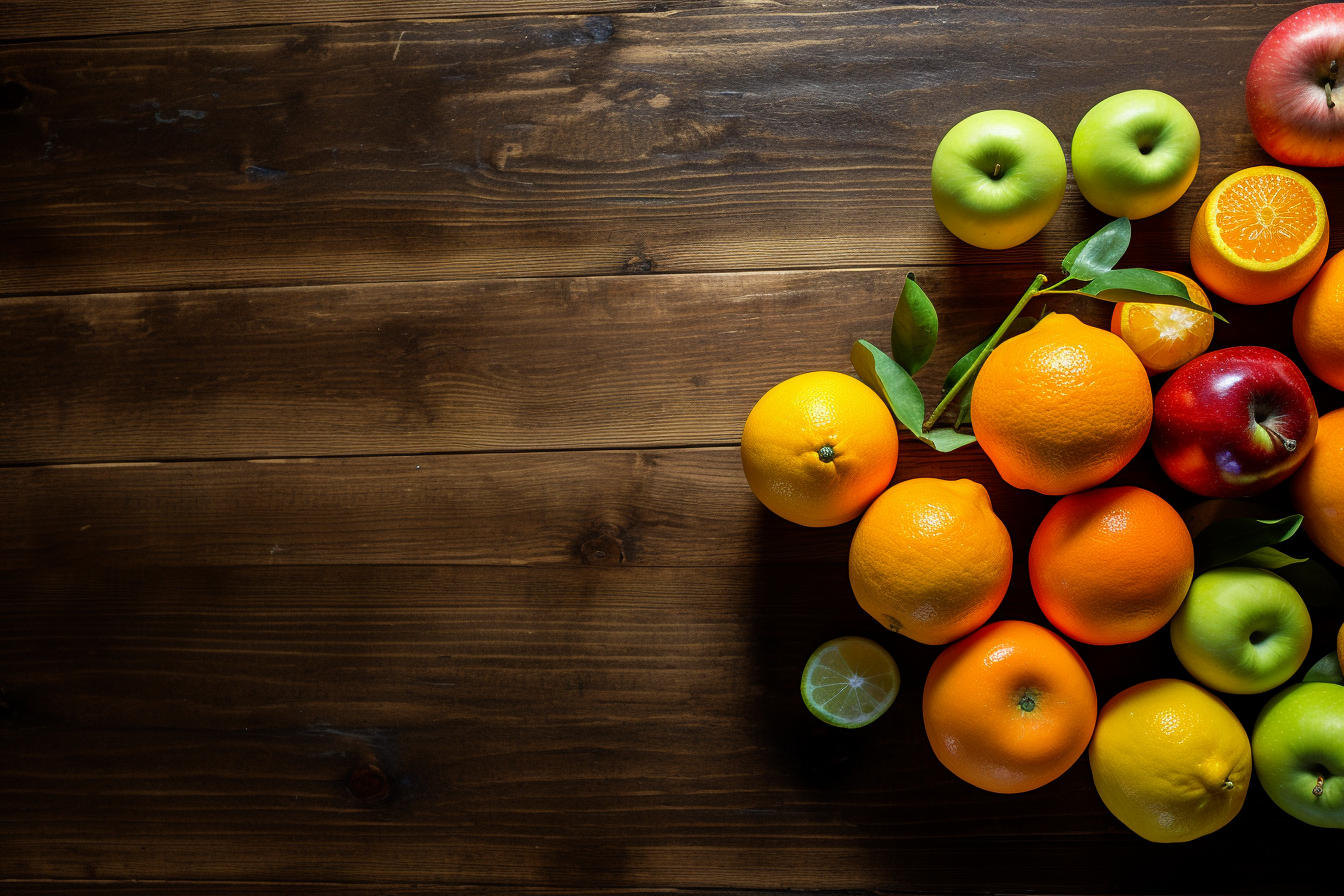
[{"left": 800, "top": 636, "right": 899, "bottom": 728}]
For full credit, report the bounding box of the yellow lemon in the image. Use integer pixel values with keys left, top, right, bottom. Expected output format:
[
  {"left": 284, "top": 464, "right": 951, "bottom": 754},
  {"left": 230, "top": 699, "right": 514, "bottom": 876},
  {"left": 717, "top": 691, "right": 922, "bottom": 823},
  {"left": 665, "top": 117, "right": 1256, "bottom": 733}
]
[{"left": 1089, "top": 679, "right": 1252, "bottom": 842}]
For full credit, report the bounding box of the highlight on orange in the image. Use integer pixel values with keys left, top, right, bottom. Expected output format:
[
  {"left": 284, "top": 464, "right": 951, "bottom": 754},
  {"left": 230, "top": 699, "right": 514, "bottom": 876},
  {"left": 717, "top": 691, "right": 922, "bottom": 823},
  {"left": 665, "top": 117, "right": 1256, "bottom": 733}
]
[
  {"left": 1030, "top": 486, "right": 1194, "bottom": 645},
  {"left": 1189, "top": 166, "right": 1328, "bottom": 305},
  {"left": 922, "top": 620, "right": 1098, "bottom": 794}
]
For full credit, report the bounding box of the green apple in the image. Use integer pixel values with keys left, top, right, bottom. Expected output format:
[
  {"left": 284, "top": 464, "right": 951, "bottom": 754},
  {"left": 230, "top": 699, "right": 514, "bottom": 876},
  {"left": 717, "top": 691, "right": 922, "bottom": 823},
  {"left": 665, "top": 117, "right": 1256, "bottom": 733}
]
[
  {"left": 1252, "top": 682, "right": 1344, "bottom": 828},
  {"left": 1071, "top": 89, "right": 1200, "bottom": 219},
  {"left": 1170, "top": 566, "right": 1312, "bottom": 694},
  {"left": 930, "top": 110, "right": 1067, "bottom": 250}
]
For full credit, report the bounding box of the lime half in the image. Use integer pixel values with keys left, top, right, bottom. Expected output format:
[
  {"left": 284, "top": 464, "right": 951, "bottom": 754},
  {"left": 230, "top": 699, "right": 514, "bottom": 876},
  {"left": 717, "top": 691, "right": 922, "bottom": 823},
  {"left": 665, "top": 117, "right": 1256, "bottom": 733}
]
[{"left": 800, "top": 636, "right": 899, "bottom": 728}]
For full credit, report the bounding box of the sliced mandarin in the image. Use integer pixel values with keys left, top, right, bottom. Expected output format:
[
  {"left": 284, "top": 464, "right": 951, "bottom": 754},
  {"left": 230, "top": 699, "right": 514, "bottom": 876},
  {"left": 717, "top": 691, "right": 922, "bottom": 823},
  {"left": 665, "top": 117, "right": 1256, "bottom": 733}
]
[
  {"left": 1110, "top": 271, "right": 1215, "bottom": 374},
  {"left": 1190, "top": 166, "right": 1328, "bottom": 305}
]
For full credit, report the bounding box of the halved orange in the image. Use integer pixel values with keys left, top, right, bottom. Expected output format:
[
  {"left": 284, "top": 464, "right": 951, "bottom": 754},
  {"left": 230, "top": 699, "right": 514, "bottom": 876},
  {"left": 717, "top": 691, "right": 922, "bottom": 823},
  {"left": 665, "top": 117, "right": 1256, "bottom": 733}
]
[
  {"left": 1190, "top": 166, "right": 1328, "bottom": 305},
  {"left": 1110, "top": 271, "right": 1215, "bottom": 374}
]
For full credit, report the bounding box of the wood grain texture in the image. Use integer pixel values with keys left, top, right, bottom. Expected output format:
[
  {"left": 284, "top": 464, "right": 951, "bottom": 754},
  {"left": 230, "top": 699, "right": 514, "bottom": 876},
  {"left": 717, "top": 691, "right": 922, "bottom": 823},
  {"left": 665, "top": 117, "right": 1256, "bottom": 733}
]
[
  {"left": 0, "top": 1, "right": 694, "bottom": 41},
  {"left": 1, "top": 1, "right": 1334, "bottom": 296},
  {"left": 0, "top": 442, "right": 1073, "bottom": 568},
  {"left": 3, "top": 565, "right": 1340, "bottom": 890},
  {"left": 2, "top": 263, "right": 1327, "bottom": 467},
  {"left": 0, "top": 265, "right": 1116, "bottom": 465}
]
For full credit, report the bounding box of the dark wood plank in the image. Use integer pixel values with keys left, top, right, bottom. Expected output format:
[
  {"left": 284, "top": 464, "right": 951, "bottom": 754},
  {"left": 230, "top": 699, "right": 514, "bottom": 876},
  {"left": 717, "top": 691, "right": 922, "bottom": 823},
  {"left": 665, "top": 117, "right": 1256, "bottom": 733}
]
[
  {"left": 0, "top": 265, "right": 1094, "bottom": 465},
  {"left": 0, "top": 442, "right": 1065, "bottom": 568},
  {"left": 0, "top": 1, "right": 680, "bottom": 41},
  {"left": 1, "top": 1, "right": 1332, "bottom": 296},
  {"left": 2, "top": 565, "right": 1340, "bottom": 890},
  {"left": 5, "top": 264, "right": 1317, "bottom": 467}
]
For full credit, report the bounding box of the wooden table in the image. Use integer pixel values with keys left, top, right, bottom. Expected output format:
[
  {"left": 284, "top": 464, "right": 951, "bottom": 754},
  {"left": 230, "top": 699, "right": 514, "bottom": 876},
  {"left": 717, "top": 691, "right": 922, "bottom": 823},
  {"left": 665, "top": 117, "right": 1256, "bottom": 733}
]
[{"left": 3, "top": 2, "right": 1342, "bottom": 893}]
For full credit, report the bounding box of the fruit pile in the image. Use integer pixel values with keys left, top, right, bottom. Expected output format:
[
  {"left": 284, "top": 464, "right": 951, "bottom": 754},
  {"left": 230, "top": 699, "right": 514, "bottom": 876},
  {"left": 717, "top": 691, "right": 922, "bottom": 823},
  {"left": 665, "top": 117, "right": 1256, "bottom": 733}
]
[{"left": 744, "top": 5, "right": 1344, "bottom": 842}]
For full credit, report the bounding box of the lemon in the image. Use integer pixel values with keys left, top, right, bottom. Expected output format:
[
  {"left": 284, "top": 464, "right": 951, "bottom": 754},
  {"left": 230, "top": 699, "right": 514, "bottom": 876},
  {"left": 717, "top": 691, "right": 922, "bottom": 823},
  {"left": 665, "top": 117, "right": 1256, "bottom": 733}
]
[
  {"left": 1089, "top": 679, "right": 1252, "bottom": 842},
  {"left": 800, "top": 636, "right": 899, "bottom": 728}
]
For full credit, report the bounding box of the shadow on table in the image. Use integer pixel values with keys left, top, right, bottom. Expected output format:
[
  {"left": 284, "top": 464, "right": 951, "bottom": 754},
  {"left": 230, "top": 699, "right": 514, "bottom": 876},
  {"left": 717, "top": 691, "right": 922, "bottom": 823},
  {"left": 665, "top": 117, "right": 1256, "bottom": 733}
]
[{"left": 743, "top": 486, "right": 1343, "bottom": 893}]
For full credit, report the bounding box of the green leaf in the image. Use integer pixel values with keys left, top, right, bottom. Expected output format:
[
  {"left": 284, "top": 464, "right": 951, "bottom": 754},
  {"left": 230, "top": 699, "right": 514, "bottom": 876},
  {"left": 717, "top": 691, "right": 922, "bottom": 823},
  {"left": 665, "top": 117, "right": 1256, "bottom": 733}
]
[
  {"left": 1061, "top": 218, "right": 1131, "bottom": 281},
  {"left": 1194, "top": 515, "right": 1304, "bottom": 574},
  {"left": 851, "top": 340, "right": 925, "bottom": 436},
  {"left": 1276, "top": 558, "right": 1344, "bottom": 608},
  {"left": 1236, "top": 546, "right": 1308, "bottom": 570},
  {"left": 1303, "top": 651, "right": 1344, "bottom": 685},
  {"left": 955, "top": 379, "right": 974, "bottom": 428},
  {"left": 941, "top": 334, "right": 992, "bottom": 424},
  {"left": 1080, "top": 268, "right": 1229, "bottom": 322},
  {"left": 921, "top": 427, "right": 978, "bottom": 451},
  {"left": 938, "top": 316, "right": 1038, "bottom": 431},
  {"left": 890, "top": 274, "right": 939, "bottom": 376}
]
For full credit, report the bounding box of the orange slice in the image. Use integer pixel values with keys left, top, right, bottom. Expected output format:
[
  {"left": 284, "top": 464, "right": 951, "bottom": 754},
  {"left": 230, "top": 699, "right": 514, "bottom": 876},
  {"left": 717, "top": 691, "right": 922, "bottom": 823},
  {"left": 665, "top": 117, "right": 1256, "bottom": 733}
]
[
  {"left": 1190, "top": 166, "right": 1328, "bottom": 305},
  {"left": 1110, "top": 271, "right": 1215, "bottom": 374}
]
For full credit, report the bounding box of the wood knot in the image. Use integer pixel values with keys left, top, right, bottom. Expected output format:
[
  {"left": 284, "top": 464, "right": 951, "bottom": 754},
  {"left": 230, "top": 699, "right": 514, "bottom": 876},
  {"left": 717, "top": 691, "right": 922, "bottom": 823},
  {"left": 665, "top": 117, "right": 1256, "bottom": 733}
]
[
  {"left": 623, "top": 255, "right": 654, "bottom": 274},
  {"left": 1, "top": 81, "right": 29, "bottom": 113},
  {"left": 348, "top": 764, "right": 390, "bottom": 802},
  {"left": 579, "top": 528, "right": 626, "bottom": 565},
  {"left": 582, "top": 16, "right": 614, "bottom": 43}
]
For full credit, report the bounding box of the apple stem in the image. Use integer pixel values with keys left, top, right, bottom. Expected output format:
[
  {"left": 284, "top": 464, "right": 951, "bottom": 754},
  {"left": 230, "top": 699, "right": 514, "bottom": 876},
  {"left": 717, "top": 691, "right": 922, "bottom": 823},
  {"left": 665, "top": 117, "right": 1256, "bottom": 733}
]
[
  {"left": 991, "top": 162, "right": 1002, "bottom": 179},
  {"left": 1327, "top": 60, "right": 1338, "bottom": 108},
  {"left": 1265, "top": 426, "right": 1298, "bottom": 453},
  {"left": 1315, "top": 776, "right": 1325, "bottom": 798},
  {"left": 923, "top": 274, "right": 1047, "bottom": 431}
]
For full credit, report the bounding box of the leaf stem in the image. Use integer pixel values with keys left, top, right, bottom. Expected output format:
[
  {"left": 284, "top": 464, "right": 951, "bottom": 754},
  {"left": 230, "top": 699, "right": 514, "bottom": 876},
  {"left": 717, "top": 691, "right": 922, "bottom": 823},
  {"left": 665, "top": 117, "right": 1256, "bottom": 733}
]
[{"left": 923, "top": 273, "right": 1047, "bottom": 431}]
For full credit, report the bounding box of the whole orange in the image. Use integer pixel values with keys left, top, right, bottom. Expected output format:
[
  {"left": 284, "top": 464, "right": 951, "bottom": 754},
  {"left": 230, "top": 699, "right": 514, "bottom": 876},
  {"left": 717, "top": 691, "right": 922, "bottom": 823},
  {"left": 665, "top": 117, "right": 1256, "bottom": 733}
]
[
  {"left": 1290, "top": 407, "right": 1344, "bottom": 566},
  {"left": 923, "top": 620, "right": 1098, "bottom": 793},
  {"left": 849, "top": 478, "right": 1012, "bottom": 645},
  {"left": 972, "top": 313, "right": 1152, "bottom": 495},
  {"left": 1189, "top": 166, "right": 1328, "bottom": 305},
  {"left": 742, "top": 371, "right": 898, "bottom": 527},
  {"left": 1294, "top": 250, "right": 1344, "bottom": 391},
  {"left": 1030, "top": 486, "right": 1194, "bottom": 645}
]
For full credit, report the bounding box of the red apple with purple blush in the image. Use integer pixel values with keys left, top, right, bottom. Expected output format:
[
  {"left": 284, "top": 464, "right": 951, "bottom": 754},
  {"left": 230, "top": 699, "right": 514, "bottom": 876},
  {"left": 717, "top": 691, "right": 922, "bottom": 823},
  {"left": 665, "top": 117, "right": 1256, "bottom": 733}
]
[
  {"left": 1246, "top": 4, "right": 1344, "bottom": 167},
  {"left": 1152, "top": 347, "right": 1319, "bottom": 497}
]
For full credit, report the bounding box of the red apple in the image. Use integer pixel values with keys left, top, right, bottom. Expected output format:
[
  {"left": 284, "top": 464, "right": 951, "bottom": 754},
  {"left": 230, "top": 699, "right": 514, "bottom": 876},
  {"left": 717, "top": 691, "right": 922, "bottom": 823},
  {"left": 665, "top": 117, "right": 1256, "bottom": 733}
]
[
  {"left": 1247, "top": 4, "right": 1344, "bottom": 166},
  {"left": 1153, "top": 347, "right": 1319, "bottom": 497}
]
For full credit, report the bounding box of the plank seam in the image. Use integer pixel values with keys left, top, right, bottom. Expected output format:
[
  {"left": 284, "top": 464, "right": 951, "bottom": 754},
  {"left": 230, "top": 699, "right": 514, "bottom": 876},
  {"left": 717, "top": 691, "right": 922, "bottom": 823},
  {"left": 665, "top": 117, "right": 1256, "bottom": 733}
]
[
  {"left": 0, "top": 261, "right": 1030, "bottom": 304},
  {"left": 0, "top": 442, "right": 753, "bottom": 471}
]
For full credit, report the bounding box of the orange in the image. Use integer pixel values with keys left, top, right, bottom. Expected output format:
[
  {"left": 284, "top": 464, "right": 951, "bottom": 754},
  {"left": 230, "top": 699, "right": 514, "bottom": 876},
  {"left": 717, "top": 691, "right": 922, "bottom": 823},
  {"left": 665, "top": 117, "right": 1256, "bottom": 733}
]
[
  {"left": 1290, "top": 407, "right": 1344, "bottom": 566},
  {"left": 972, "top": 313, "right": 1152, "bottom": 495},
  {"left": 741, "top": 371, "right": 898, "bottom": 527},
  {"left": 1293, "top": 249, "right": 1344, "bottom": 390},
  {"left": 849, "top": 478, "right": 1011, "bottom": 645},
  {"left": 923, "top": 620, "right": 1098, "bottom": 794},
  {"left": 1109, "top": 272, "right": 1215, "bottom": 374},
  {"left": 1189, "top": 166, "right": 1328, "bottom": 305},
  {"left": 1030, "top": 486, "right": 1194, "bottom": 645}
]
